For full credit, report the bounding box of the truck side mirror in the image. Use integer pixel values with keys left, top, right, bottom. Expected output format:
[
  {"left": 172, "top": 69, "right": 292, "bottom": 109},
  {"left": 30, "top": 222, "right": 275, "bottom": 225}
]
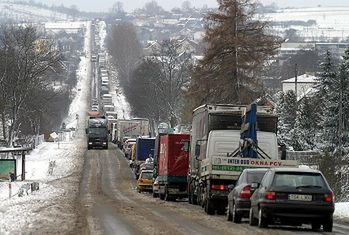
[{"left": 195, "top": 144, "right": 200, "bottom": 159}]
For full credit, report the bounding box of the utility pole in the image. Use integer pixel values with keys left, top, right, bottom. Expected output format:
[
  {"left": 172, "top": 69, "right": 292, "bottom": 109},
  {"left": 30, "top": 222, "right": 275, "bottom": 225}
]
[
  {"left": 234, "top": 0, "right": 239, "bottom": 104},
  {"left": 295, "top": 63, "right": 298, "bottom": 99}
]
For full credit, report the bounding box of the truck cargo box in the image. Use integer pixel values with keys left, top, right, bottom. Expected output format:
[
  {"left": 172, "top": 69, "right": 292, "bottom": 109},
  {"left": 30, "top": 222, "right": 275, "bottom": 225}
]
[
  {"left": 158, "top": 134, "right": 190, "bottom": 177},
  {"left": 136, "top": 138, "right": 155, "bottom": 161}
]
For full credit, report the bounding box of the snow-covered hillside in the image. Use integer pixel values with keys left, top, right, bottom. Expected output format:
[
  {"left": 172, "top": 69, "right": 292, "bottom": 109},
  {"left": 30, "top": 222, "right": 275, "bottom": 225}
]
[
  {"left": 265, "top": 6, "right": 349, "bottom": 41},
  {"left": 0, "top": 2, "right": 71, "bottom": 22}
]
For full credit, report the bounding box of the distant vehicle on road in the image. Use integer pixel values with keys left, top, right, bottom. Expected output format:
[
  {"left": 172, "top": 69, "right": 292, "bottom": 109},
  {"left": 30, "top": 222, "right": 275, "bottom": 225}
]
[
  {"left": 137, "top": 170, "right": 153, "bottom": 193},
  {"left": 227, "top": 168, "right": 268, "bottom": 223},
  {"left": 86, "top": 116, "right": 108, "bottom": 150},
  {"left": 249, "top": 168, "right": 334, "bottom": 232}
]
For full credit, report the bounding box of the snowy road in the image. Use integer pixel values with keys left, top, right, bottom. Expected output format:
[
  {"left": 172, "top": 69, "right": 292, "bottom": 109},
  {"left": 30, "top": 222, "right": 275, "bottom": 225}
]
[{"left": 75, "top": 146, "right": 349, "bottom": 235}]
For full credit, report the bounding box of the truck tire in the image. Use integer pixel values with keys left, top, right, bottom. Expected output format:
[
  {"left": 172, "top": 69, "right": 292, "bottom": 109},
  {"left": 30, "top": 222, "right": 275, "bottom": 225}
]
[
  {"left": 205, "top": 199, "right": 215, "bottom": 215},
  {"left": 165, "top": 186, "right": 174, "bottom": 201},
  {"left": 87, "top": 146, "right": 91, "bottom": 150},
  {"left": 188, "top": 185, "right": 197, "bottom": 205}
]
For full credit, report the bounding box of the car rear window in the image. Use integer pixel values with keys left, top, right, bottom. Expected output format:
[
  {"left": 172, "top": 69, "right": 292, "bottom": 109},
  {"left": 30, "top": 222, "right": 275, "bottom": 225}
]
[
  {"left": 247, "top": 171, "right": 266, "bottom": 183},
  {"left": 272, "top": 172, "right": 326, "bottom": 188},
  {"left": 141, "top": 172, "right": 153, "bottom": 180}
]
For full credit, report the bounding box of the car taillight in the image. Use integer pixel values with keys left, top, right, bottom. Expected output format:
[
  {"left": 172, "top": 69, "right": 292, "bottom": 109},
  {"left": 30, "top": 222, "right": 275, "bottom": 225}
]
[
  {"left": 324, "top": 193, "right": 333, "bottom": 202},
  {"left": 240, "top": 185, "right": 252, "bottom": 198},
  {"left": 211, "top": 184, "right": 226, "bottom": 190},
  {"left": 265, "top": 192, "right": 276, "bottom": 200}
]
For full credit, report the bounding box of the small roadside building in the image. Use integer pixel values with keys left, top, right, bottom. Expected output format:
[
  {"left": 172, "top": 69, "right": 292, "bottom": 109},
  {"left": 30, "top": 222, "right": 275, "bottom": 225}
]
[{"left": 282, "top": 73, "right": 319, "bottom": 100}]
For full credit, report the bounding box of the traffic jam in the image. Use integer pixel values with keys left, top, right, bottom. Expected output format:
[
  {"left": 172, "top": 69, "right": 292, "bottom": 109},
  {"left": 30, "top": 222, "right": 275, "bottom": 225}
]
[{"left": 116, "top": 104, "right": 335, "bottom": 233}]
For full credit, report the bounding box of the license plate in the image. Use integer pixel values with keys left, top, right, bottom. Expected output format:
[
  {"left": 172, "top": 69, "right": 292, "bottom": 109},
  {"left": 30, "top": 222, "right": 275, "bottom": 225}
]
[{"left": 288, "top": 194, "right": 312, "bottom": 201}]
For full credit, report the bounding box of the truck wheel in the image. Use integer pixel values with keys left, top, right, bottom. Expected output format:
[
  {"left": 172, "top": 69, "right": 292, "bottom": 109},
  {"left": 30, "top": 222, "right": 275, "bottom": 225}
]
[
  {"left": 205, "top": 199, "right": 215, "bottom": 215},
  {"left": 164, "top": 187, "right": 173, "bottom": 201},
  {"left": 87, "top": 146, "right": 91, "bottom": 150},
  {"left": 189, "top": 190, "right": 197, "bottom": 205},
  {"left": 159, "top": 192, "right": 165, "bottom": 200},
  {"left": 105, "top": 144, "right": 108, "bottom": 149},
  {"left": 192, "top": 194, "right": 197, "bottom": 205}
]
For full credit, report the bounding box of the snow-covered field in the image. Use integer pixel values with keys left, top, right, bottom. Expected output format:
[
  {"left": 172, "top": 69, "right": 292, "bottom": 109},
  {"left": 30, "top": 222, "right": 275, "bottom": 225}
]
[
  {"left": 0, "top": 2, "right": 70, "bottom": 22},
  {"left": 264, "top": 6, "right": 349, "bottom": 40}
]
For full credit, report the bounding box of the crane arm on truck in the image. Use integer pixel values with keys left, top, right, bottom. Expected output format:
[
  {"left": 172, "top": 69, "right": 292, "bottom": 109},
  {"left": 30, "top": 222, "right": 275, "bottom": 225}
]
[{"left": 227, "top": 103, "right": 272, "bottom": 159}]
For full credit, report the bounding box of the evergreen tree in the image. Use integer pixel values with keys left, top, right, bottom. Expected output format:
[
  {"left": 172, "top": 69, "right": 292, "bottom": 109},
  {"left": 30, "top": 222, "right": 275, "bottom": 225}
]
[
  {"left": 316, "top": 48, "right": 349, "bottom": 201},
  {"left": 283, "top": 90, "right": 298, "bottom": 149},
  {"left": 293, "top": 96, "right": 320, "bottom": 151},
  {"left": 275, "top": 91, "right": 286, "bottom": 142},
  {"left": 316, "top": 50, "right": 337, "bottom": 101},
  {"left": 318, "top": 49, "right": 349, "bottom": 154},
  {"left": 186, "top": 0, "right": 282, "bottom": 106}
]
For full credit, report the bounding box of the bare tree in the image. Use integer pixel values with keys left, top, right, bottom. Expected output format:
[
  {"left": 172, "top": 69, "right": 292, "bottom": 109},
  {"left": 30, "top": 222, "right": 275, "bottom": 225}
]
[
  {"left": 107, "top": 22, "right": 142, "bottom": 84},
  {"left": 125, "top": 39, "right": 193, "bottom": 128},
  {"left": 143, "top": 1, "right": 165, "bottom": 16},
  {"left": 153, "top": 39, "right": 192, "bottom": 127},
  {"left": 181, "top": 1, "right": 192, "bottom": 11},
  {"left": 110, "top": 1, "right": 125, "bottom": 18},
  {"left": 0, "top": 25, "right": 61, "bottom": 146}
]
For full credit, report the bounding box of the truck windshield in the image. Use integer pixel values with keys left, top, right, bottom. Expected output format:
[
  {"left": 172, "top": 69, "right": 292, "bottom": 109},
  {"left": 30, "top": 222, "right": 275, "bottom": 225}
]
[
  {"left": 208, "top": 114, "right": 241, "bottom": 131},
  {"left": 208, "top": 114, "right": 277, "bottom": 133},
  {"left": 89, "top": 128, "right": 107, "bottom": 136}
]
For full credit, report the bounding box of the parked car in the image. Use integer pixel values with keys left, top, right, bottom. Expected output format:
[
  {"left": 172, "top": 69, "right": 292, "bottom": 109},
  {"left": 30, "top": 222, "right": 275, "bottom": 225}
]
[
  {"left": 137, "top": 170, "right": 153, "bottom": 193},
  {"left": 152, "top": 177, "right": 160, "bottom": 198},
  {"left": 227, "top": 168, "right": 268, "bottom": 223},
  {"left": 249, "top": 168, "right": 334, "bottom": 232}
]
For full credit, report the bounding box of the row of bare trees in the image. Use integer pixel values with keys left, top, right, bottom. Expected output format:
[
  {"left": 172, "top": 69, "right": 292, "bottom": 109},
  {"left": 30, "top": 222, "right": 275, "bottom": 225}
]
[
  {"left": 107, "top": 22, "right": 192, "bottom": 129},
  {"left": 107, "top": 0, "right": 282, "bottom": 129},
  {"left": 0, "top": 25, "right": 68, "bottom": 146}
]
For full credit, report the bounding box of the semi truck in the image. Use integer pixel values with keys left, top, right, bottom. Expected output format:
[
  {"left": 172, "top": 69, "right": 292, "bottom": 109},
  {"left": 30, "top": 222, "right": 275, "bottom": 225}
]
[
  {"left": 114, "top": 118, "right": 150, "bottom": 148},
  {"left": 86, "top": 116, "right": 108, "bottom": 150},
  {"left": 187, "top": 104, "right": 297, "bottom": 215},
  {"left": 157, "top": 134, "right": 190, "bottom": 201},
  {"left": 130, "top": 137, "right": 155, "bottom": 178}
]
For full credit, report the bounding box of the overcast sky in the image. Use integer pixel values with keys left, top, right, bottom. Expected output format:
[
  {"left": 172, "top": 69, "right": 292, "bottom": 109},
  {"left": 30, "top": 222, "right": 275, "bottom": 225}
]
[{"left": 39, "top": 0, "right": 349, "bottom": 12}]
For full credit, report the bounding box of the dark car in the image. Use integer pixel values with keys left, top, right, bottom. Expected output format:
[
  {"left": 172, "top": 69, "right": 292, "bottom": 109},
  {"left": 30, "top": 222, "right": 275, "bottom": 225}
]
[
  {"left": 249, "top": 168, "right": 334, "bottom": 232},
  {"left": 227, "top": 168, "right": 268, "bottom": 223}
]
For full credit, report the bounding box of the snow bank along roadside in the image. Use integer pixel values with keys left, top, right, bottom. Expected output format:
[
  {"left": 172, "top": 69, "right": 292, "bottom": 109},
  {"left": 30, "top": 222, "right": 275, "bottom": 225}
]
[
  {"left": 0, "top": 21, "right": 91, "bottom": 234},
  {"left": 335, "top": 202, "right": 349, "bottom": 223}
]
